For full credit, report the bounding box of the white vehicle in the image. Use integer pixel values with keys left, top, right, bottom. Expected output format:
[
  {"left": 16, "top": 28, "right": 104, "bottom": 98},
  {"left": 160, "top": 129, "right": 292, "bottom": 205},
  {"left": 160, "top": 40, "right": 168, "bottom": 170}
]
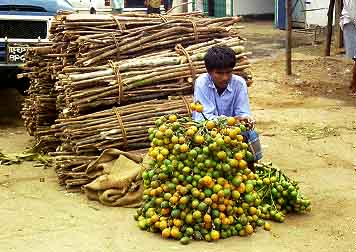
[
  {"left": 68, "top": 0, "right": 164, "bottom": 14},
  {"left": 68, "top": 0, "right": 113, "bottom": 14}
]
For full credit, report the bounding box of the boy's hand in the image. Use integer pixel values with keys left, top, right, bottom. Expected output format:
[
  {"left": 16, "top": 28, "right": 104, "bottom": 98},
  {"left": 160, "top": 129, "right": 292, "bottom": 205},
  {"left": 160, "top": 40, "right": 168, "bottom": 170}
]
[{"left": 235, "top": 116, "right": 256, "bottom": 129}]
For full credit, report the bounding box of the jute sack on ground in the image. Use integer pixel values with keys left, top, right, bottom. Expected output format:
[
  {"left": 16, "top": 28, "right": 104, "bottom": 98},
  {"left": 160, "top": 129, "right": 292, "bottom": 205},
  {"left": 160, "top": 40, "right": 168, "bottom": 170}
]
[{"left": 83, "top": 148, "right": 145, "bottom": 207}]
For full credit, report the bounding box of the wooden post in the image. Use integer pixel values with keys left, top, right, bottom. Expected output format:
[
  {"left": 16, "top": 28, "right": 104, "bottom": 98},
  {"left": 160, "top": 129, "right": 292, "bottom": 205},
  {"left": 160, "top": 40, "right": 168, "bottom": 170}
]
[
  {"left": 286, "top": 0, "right": 292, "bottom": 75},
  {"left": 325, "top": 0, "right": 336, "bottom": 56},
  {"left": 334, "top": 0, "right": 343, "bottom": 52}
]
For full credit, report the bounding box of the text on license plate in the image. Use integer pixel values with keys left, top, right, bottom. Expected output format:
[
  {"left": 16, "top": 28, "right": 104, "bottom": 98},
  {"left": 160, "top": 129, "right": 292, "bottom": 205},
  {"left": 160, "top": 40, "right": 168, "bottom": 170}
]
[{"left": 7, "top": 46, "right": 28, "bottom": 63}]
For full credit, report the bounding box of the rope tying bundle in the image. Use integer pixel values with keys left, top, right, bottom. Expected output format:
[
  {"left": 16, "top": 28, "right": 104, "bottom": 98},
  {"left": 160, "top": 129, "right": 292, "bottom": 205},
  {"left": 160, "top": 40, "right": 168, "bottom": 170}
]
[
  {"left": 109, "top": 61, "right": 124, "bottom": 104},
  {"left": 175, "top": 44, "right": 196, "bottom": 81},
  {"left": 112, "top": 107, "right": 128, "bottom": 149}
]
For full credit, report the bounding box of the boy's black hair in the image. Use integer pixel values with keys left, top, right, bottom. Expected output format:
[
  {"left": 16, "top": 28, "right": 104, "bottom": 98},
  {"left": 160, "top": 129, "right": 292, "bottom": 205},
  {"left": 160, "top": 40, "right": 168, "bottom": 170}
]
[{"left": 204, "top": 45, "right": 236, "bottom": 72}]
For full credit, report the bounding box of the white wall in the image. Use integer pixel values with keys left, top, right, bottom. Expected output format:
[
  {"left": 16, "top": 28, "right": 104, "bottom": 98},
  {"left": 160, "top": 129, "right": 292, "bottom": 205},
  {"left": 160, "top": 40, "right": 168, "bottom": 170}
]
[
  {"left": 305, "top": 0, "right": 330, "bottom": 27},
  {"left": 233, "top": 0, "right": 275, "bottom": 15}
]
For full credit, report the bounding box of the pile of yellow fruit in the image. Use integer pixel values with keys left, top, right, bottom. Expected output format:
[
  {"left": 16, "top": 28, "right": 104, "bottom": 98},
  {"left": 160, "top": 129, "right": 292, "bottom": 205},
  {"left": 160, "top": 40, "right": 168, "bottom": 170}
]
[{"left": 135, "top": 106, "right": 310, "bottom": 244}]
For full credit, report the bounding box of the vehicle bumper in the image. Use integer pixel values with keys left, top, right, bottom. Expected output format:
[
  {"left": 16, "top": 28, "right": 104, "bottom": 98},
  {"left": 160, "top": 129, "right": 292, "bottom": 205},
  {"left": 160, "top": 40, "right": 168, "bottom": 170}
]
[{"left": 0, "top": 64, "right": 22, "bottom": 79}]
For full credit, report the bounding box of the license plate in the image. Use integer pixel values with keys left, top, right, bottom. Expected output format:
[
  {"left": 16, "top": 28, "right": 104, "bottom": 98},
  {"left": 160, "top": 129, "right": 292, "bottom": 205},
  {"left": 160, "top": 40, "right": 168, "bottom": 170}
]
[{"left": 7, "top": 46, "right": 28, "bottom": 64}]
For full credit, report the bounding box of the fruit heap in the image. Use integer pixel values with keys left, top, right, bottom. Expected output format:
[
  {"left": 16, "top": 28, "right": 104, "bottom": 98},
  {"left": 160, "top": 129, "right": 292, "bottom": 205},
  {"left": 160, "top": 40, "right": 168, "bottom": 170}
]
[
  {"left": 254, "top": 162, "right": 311, "bottom": 223},
  {"left": 135, "top": 108, "right": 311, "bottom": 244}
]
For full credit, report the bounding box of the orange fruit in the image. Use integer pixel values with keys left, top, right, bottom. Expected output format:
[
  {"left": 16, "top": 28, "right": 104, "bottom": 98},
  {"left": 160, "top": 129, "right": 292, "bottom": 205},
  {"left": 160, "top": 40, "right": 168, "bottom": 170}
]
[
  {"left": 162, "top": 228, "right": 171, "bottom": 239},
  {"left": 202, "top": 176, "right": 213, "bottom": 186},
  {"left": 203, "top": 214, "right": 212, "bottom": 223},
  {"left": 234, "top": 152, "right": 243, "bottom": 160},
  {"left": 237, "top": 183, "right": 246, "bottom": 194},
  {"left": 180, "top": 144, "right": 189, "bottom": 153},
  {"left": 190, "top": 103, "right": 196, "bottom": 111}
]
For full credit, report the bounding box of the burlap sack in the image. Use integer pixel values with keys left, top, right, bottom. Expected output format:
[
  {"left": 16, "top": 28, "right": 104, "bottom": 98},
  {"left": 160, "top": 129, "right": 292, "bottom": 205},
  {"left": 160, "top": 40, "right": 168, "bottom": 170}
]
[
  {"left": 85, "top": 148, "right": 143, "bottom": 179},
  {"left": 83, "top": 149, "right": 145, "bottom": 207}
]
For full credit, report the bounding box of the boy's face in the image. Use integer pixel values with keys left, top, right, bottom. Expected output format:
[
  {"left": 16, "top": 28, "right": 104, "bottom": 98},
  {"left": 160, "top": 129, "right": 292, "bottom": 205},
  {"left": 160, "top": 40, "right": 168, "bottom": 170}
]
[{"left": 209, "top": 68, "right": 233, "bottom": 90}]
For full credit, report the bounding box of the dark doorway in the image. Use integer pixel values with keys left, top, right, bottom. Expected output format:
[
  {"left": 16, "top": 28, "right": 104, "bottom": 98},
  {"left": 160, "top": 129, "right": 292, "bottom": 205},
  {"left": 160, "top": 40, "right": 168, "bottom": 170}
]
[
  {"left": 208, "top": 0, "right": 214, "bottom": 16},
  {"left": 125, "top": 0, "right": 145, "bottom": 8}
]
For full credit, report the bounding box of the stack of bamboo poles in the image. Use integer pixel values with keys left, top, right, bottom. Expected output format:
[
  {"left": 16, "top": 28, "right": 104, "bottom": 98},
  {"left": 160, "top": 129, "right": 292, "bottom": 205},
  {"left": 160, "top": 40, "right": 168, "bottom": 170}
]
[
  {"left": 19, "top": 45, "right": 62, "bottom": 152},
  {"left": 49, "top": 14, "right": 242, "bottom": 66},
  {"left": 51, "top": 97, "right": 192, "bottom": 191},
  {"left": 56, "top": 38, "right": 251, "bottom": 117}
]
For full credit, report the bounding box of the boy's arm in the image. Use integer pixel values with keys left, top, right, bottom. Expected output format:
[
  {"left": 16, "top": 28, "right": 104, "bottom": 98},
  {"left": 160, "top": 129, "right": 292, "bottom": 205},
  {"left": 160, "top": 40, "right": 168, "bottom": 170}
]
[
  {"left": 193, "top": 80, "right": 218, "bottom": 121},
  {"left": 233, "top": 77, "right": 252, "bottom": 119}
]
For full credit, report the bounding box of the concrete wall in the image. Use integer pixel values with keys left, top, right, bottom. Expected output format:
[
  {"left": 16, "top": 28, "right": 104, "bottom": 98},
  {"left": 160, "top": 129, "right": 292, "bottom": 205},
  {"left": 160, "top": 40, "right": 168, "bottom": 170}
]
[
  {"left": 233, "top": 0, "right": 275, "bottom": 15},
  {"left": 305, "top": 0, "right": 330, "bottom": 27}
]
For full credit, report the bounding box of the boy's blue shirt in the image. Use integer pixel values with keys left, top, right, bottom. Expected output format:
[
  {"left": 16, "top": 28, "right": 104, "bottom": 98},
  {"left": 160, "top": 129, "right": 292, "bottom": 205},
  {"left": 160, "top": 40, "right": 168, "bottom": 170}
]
[{"left": 192, "top": 73, "right": 251, "bottom": 121}]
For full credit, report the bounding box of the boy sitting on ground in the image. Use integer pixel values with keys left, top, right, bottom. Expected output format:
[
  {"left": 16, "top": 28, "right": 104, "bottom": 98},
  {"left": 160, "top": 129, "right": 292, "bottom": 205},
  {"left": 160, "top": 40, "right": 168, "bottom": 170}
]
[{"left": 192, "top": 45, "right": 262, "bottom": 162}]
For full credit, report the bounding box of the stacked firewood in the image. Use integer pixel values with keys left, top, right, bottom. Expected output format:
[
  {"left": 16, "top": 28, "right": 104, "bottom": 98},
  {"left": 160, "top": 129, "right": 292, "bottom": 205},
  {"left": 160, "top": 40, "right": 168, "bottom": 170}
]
[
  {"left": 20, "top": 13, "right": 253, "bottom": 191},
  {"left": 19, "top": 45, "right": 62, "bottom": 152},
  {"left": 51, "top": 97, "right": 192, "bottom": 191},
  {"left": 56, "top": 38, "right": 251, "bottom": 117}
]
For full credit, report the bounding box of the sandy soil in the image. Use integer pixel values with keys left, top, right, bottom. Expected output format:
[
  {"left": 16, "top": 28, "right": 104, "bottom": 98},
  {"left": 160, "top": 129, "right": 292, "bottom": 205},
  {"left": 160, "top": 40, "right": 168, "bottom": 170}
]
[{"left": 0, "top": 21, "right": 356, "bottom": 252}]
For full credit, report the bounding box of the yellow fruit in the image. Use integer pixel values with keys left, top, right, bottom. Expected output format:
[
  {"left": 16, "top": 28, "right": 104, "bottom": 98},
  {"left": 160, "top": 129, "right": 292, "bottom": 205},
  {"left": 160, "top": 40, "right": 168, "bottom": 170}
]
[
  {"left": 154, "top": 221, "right": 161, "bottom": 229},
  {"left": 171, "top": 136, "right": 179, "bottom": 144},
  {"left": 227, "top": 117, "right": 236, "bottom": 126},
  {"left": 170, "top": 196, "right": 179, "bottom": 204},
  {"left": 245, "top": 224, "right": 254, "bottom": 235},
  {"left": 239, "top": 160, "right": 248, "bottom": 169},
  {"left": 160, "top": 148, "right": 169, "bottom": 156},
  {"left": 159, "top": 125, "right": 167, "bottom": 133},
  {"left": 194, "top": 134, "right": 205, "bottom": 145},
  {"left": 217, "top": 151, "right": 227, "bottom": 160},
  {"left": 150, "top": 214, "right": 160, "bottom": 224},
  {"left": 190, "top": 103, "right": 197, "bottom": 111},
  {"left": 178, "top": 136, "right": 186, "bottom": 144},
  {"left": 159, "top": 220, "right": 168, "bottom": 230},
  {"left": 206, "top": 120, "right": 215, "bottom": 130},
  {"left": 195, "top": 103, "right": 204, "bottom": 113},
  {"left": 211, "top": 230, "right": 220, "bottom": 241},
  {"left": 169, "top": 114, "right": 177, "bottom": 122},
  {"left": 264, "top": 222, "right": 272, "bottom": 231},
  {"left": 237, "top": 135, "right": 244, "bottom": 142},
  {"left": 224, "top": 136, "right": 231, "bottom": 144},
  {"left": 173, "top": 219, "right": 182, "bottom": 227},
  {"left": 190, "top": 126, "right": 198, "bottom": 133},
  {"left": 249, "top": 207, "right": 257, "bottom": 215},
  {"left": 170, "top": 227, "right": 181, "bottom": 239},
  {"left": 156, "top": 154, "right": 164, "bottom": 162},
  {"left": 186, "top": 129, "right": 195, "bottom": 137}
]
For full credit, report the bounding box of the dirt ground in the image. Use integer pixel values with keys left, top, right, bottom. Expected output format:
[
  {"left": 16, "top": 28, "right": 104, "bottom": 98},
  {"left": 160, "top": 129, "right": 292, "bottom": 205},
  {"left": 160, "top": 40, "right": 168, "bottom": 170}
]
[{"left": 1, "top": 21, "right": 356, "bottom": 252}]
